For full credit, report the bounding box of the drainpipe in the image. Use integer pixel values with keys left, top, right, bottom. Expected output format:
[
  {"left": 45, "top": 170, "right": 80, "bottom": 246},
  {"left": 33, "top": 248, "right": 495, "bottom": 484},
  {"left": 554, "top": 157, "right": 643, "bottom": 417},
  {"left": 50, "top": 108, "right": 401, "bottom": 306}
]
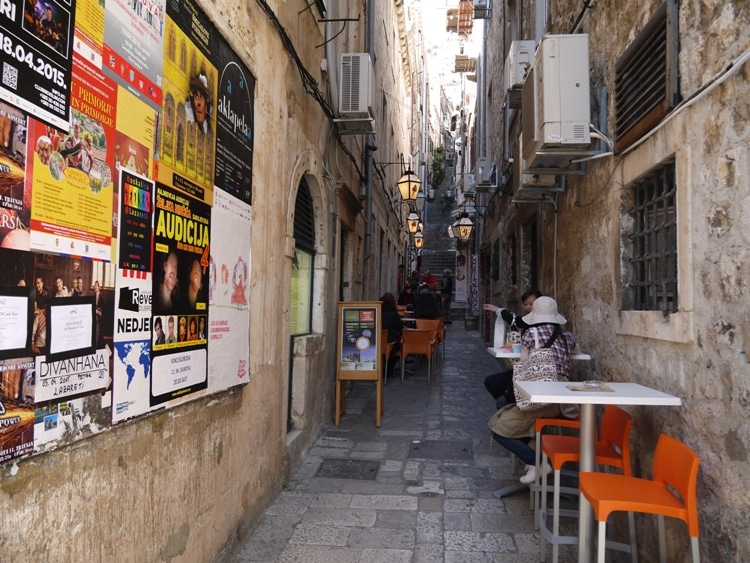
[{"left": 363, "top": 0, "right": 375, "bottom": 285}]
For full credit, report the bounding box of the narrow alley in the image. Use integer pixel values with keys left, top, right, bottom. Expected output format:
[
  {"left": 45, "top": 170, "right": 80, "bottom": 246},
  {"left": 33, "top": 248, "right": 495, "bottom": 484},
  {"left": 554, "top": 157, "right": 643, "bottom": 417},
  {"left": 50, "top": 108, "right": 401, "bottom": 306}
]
[{"left": 226, "top": 321, "right": 579, "bottom": 563}]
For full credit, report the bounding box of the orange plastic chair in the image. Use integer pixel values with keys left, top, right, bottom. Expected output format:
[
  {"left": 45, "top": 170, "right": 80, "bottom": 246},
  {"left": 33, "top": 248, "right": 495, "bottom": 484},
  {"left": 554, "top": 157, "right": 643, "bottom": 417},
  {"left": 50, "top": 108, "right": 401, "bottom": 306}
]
[
  {"left": 415, "top": 319, "right": 442, "bottom": 361},
  {"left": 539, "top": 405, "right": 634, "bottom": 563},
  {"left": 580, "top": 433, "right": 701, "bottom": 563},
  {"left": 381, "top": 329, "right": 395, "bottom": 385},
  {"left": 399, "top": 328, "right": 436, "bottom": 384}
]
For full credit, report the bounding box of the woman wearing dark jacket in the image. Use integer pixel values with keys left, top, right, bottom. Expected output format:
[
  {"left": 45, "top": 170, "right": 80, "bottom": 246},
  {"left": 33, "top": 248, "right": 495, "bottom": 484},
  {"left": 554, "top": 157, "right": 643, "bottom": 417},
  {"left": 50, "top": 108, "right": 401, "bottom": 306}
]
[
  {"left": 380, "top": 293, "right": 403, "bottom": 380},
  {"left": 481, "top": 289, "right": 542, "bottom": 406}
]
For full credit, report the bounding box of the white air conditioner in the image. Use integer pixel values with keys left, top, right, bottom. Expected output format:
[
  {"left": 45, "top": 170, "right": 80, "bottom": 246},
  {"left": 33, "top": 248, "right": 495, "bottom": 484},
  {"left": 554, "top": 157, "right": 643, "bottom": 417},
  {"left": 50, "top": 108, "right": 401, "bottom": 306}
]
[
  {"left": 505, "top": 40, "right": 536, "bottom": 109},
  {"left": 512, "top": 139, "right": 557, "bottom": 193},
  {"left": 338, "top": 53, "right": 375, "bottom": 120},
  {"left": 521, "top": 34, "right": 591, "bottom": 170},
  {"left": 473, "top": 0, "right": 491, "bottom": 19},
  {"left": 475, "top": 157, "right": 497, "bottom": 192}
]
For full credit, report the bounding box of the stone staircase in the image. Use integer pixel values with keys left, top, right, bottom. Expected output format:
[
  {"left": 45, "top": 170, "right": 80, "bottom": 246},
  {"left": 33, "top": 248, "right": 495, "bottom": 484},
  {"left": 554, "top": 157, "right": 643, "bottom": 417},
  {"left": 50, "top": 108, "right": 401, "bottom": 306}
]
[{"left": 420, "top": 193, "right": 456, "bottom": 276}]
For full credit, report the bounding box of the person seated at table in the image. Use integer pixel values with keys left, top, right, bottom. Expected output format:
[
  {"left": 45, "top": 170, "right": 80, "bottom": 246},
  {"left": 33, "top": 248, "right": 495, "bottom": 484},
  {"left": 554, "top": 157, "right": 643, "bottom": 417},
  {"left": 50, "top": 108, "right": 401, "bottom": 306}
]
[
  {"left": 414, "top": 286, "right": 440, "bottom": 319},
  {"left": 482, "top": 289, "right": 542, "bottom": 407},
  {"left": 489, "top": 296, "right": 577, "bottom": 484},
  {"left": 421, "top": 269, "right": 438, "bottom": 289},
  {"left": 397, "top": 282, "right": 415, "bottom": 307},
  {"left": 380, "top": 292, "right": 403, "bottom": 380}
]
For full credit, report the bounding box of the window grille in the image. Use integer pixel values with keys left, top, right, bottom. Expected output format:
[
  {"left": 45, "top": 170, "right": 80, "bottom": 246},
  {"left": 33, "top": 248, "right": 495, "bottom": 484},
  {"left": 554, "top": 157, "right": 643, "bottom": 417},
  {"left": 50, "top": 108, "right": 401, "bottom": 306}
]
[
  {"left": 628, "top": 161, "right": 677, "bottom": 312},
  {"left": 614, "top": 2, "right": 679, "bottom": 152}
]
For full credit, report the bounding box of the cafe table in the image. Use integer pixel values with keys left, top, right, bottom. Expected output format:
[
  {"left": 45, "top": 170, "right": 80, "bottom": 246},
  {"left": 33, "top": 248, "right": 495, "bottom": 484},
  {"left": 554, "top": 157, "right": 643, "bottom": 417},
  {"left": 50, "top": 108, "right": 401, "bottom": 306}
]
[{"left": 512, "top": 380, "right": 682, "bottom": 562}]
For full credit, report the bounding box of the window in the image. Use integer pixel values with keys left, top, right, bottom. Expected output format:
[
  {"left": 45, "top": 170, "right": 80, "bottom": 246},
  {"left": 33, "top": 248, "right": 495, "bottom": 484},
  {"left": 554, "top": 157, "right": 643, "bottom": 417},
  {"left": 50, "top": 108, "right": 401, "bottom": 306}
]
[
  {"left": 290, "top": 179, "right": 315, "bottom": 335},
  {"left": 614, "top": 1, "right": 679, "bottom": 152},
  {"left": 625, "top": 160, "right": 677, "bottom": 312}
]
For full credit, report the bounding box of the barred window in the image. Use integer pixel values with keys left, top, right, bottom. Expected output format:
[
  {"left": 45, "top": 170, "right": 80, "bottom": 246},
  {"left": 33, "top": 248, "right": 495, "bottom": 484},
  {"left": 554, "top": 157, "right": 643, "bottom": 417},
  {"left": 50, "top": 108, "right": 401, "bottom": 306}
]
[{"left": 627, "top": 161, "right": 677, "bottom": 312}]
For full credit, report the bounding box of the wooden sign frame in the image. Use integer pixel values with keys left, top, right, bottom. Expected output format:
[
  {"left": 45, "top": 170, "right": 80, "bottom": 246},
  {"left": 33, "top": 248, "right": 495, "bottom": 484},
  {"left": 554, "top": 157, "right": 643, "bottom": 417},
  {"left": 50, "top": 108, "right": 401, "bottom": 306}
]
[{"left": 335, "top": 301, "right": 383, "bottom": 427}]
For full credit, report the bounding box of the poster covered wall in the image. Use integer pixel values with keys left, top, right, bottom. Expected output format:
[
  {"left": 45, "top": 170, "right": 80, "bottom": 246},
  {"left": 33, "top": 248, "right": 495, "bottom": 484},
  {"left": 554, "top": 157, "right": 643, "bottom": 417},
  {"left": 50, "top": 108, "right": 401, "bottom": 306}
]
[{"left": 0, "top": 0, "right": 254, "bottom": 459}]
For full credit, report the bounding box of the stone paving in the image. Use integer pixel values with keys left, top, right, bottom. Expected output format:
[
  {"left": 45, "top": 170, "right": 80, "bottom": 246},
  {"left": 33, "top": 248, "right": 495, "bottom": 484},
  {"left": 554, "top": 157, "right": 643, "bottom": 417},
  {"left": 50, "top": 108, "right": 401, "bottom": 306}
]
[{"left": 226, "top": 320, "right": 579, "bottom": 562}]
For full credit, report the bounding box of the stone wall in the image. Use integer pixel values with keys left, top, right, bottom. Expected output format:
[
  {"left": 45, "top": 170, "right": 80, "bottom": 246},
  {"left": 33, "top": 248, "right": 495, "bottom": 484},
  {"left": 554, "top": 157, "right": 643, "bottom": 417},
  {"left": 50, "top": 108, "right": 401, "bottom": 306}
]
[{"left": 483, "top": 1, "right": 750, "bottom": 559}]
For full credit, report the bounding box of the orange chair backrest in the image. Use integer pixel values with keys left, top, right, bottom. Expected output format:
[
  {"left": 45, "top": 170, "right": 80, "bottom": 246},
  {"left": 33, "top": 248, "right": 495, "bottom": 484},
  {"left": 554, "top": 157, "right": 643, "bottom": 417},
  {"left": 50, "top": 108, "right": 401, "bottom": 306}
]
[
  {"left": 401, "top": 328, "right": 434, "bottom": 357},
  {"left": 381, "top": 329, "right": 394, "bottom": 355},
  {"left": 416, "top": 318, "right": 440, "bottom": 336},
  {"left": 652, "top": 433, "right": 701, "bottom": 535},
  {"left": 600, "top": 405, "right": 633, "bottom": 474}
]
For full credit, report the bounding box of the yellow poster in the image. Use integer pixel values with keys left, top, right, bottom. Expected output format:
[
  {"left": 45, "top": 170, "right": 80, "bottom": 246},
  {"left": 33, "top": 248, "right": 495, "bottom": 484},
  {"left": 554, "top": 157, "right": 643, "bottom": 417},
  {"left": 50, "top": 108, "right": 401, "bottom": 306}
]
[{"left": 156, "top": 17, "right": 218, "bottom": 205}]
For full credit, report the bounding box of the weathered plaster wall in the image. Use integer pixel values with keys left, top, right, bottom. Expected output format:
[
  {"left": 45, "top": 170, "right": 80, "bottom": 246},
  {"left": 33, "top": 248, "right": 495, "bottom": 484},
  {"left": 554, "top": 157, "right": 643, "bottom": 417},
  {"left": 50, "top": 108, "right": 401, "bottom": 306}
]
[{"left": 485, "top": 1, "right": 750, "bottom": 559}]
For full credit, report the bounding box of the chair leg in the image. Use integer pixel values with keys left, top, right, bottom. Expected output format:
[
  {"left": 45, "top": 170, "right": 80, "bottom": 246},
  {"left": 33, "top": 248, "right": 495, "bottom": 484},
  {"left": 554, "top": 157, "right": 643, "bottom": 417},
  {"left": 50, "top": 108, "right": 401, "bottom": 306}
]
[
  {"left": 533, "top": 430, "right": 542, "bottom": 527},
  {"left": 597, "top": 520, "right": 607, "bottom": 563},
  {"left": 540, "top": 452, "right": 549, "bottom": 563},
  {"left": 401, "top": 356, "right": 405, "bottom": 384},
  {"left": 427, "top": 353, "right": 431, "bottom": 384},
  {"left": 628, "top": 510, "right": 637, "bottom": 563},
  {"left": 552, "top": 468, "right": 561, "bottom": 563},
  {"left": 691, "top": 536, "right": 700, "bottom": 563},
  {"left": 658, "top": 515, "right": 666, "bottom": 563}
]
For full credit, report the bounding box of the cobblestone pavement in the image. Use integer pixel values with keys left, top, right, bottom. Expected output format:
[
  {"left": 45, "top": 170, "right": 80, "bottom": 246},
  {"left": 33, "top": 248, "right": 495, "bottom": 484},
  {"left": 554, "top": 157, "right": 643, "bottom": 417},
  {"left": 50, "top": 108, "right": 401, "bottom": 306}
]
[{"left": 226, "top": 320, "right": 578, "bottom": 562}]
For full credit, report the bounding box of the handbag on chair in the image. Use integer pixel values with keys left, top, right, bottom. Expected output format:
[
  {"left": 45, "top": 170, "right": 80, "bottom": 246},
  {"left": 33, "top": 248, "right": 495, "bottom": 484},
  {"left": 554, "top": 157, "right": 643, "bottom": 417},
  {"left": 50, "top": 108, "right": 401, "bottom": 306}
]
[{"left": 512, "top": 326, "right": 561, "bottom": 412}]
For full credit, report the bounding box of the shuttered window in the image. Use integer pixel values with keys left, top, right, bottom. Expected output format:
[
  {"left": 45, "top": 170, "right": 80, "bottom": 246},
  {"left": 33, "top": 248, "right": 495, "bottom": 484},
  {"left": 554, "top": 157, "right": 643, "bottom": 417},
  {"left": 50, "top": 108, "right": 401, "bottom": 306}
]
[
  {"left": 290, "top": 180, "right": 315, "bottom": 335},
  {"left": 614, "top": 2, "right": 680, "bottom": 152}
]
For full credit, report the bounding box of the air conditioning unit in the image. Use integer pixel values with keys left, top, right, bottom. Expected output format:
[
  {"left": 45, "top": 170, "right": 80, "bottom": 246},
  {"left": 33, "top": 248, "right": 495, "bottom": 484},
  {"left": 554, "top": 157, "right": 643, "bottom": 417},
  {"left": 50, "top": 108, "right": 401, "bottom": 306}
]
[
  {"left": 338, "top": 53, "right": 375, "bottom": 120},
  {"left": 505, "top": 40, "right": 536, "bottom": 109},
  {"left": 521, "top": 34, "right": 591, "bottom": 170},
  {"left": 512, "top": 138, "right": 557, "bottom": 193},
  {"left": 474, "top": 157, "right": 497, "bottom": 192},
  {"left": 473, "top": 0, "right": 491, "bottom": 19}
]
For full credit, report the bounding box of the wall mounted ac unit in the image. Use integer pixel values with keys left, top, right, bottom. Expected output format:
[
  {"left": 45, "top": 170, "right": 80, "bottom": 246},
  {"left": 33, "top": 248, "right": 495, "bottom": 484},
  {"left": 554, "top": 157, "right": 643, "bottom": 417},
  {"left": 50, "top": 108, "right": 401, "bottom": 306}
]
[
  {"left": 338, "top": 53, "right": 375, "bottom": 120},
  {"left": 512, "top": 139, "right": 557, "bottom": 193},
  {"left": 475, "top": 157, "right": 497, "bottom": 192},
  {"left": 505, "top": 40, "right": 535, "bottom": 109},
  {"left": 473, "top": 0, "right": 491, "bottom": 19},
  {"left": 521, "top": 34, "right": 591, "bottom": 170}
]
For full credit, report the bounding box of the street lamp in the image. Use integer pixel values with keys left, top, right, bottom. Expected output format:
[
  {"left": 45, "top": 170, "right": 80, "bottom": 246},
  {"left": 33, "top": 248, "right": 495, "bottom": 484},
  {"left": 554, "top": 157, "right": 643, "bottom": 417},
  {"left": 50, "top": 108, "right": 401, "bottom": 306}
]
[
  {"left": 413, "top": 231, "right": 424, "bottom": 249},
  {"left": 407, "top": 212, "right": 420, "bottom": 234},
  {"left": 415, "top": 190, "right": 426, "bottom": 214},
  {"left": 456, "top": 212, "right": 474, "bottom": 242},
  {"left": 397, "top": 170, "right": 421, "bottom": 201}
]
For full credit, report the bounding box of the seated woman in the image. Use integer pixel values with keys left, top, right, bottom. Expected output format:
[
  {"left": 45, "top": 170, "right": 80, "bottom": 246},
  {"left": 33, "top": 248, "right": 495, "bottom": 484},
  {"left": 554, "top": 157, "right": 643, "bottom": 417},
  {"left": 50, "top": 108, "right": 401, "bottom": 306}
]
[
  {"left": 482, "top": 289, "right": 542, "bottom": 407},
  {"left": 380, "top": 292, "right": 403, "bottom": 380},
  {"left": 489, "top": 296, "right": 577, "bottom": 485}
]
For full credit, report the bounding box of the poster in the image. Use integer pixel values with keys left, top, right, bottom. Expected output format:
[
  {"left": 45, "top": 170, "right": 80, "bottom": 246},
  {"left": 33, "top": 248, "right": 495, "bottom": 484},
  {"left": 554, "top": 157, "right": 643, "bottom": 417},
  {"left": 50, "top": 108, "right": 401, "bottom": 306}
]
[
  {"left": 34, "top": 348, "right": 109, "bottom": 402},
  {"left": 118, "top": 168, "right": 153, "bottom": 272},
  {"left": 114, "top": 87, "right": 155, "bottom": 178},
  {"left": 0, "top": 357, "right": 35, "bottom": 462},
  {"left": 156, "top": 0, "right": 218, "bottom": 203},
  {"left": 213, "top": 39, "right": 254, "bottom": 204},
  {"left": 455, "top": 248, "right": 468, "bottom": 302},
  {"left": 0, "top": 101, "right": 30, "bottom": 251},
  {"left": 0, "top": 0, "right": 74, "bottom": 130},
  {"left": 27, "top": 54, "right": 116, "bottom": 260},
  {"left": 339, "top": 307, "right": 377, "bottom": 371},
  {"left": 207, "top": 188, "right": 249, "bottom": 392},
  {"left": 111, "top": 272, "right": 152, "bottom": 423},
  {"left": 151, "top": 181, "right": 209, "bottom": 405},
  {"left": 103, "top": 0, "right": 165, "bottom": 110}
]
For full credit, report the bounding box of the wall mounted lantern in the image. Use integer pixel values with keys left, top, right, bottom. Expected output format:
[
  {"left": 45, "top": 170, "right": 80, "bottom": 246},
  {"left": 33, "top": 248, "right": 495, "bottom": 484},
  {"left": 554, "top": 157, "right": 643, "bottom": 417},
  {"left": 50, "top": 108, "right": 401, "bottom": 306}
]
[
  {"left": 456, "top": 212, "right": 474, "bottom": 242},
  {"left": 397, "top": 170, "right": 421, "bottom": 201},
  {"left": 407, "top": 212, "right": 420, "bottom": 234},
  {"left": 413, "top": 231, "right": 424, "bottom": 249}
]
